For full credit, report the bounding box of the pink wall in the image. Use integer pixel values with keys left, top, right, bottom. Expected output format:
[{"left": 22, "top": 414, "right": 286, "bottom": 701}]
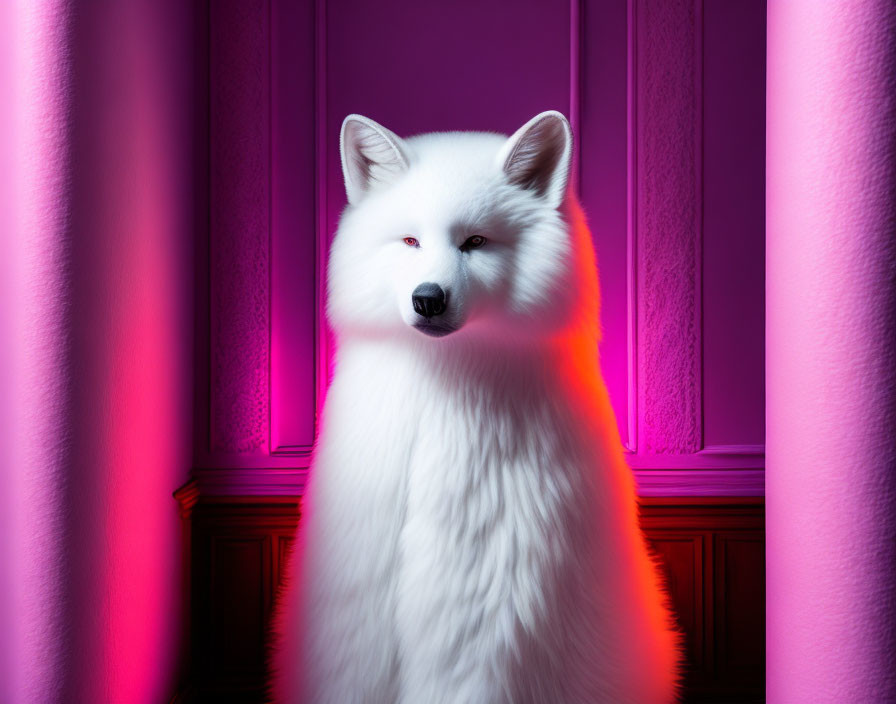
[
  {"left": 767, "top": 0, "right": 896, "bottom": 700},
  {"left": 3, "top": 1, "right": 199, "bottom": 701}
]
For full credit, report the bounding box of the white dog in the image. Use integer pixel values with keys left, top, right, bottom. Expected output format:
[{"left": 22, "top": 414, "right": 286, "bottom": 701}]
[{"left": 269, "top": 111, "right": 681, "bottom": 703}]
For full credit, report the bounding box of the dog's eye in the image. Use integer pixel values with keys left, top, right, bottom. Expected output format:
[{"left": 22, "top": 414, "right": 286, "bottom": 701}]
[
  {"left": 403, "top": 236, "right": 420, "bottom": 247},
  {"left": 461, "top": 235, "right": 486, "bottom": 251}
]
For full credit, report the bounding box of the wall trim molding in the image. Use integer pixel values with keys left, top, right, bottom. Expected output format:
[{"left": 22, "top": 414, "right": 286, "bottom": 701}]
[
  {"left": 626, "top": 445, "right": 764, "bottom": 469},
  {"left": 626, "top": 0, "right": 639, "bottom": 453},
  {"left": 314, "top": 0, "right": 329, "bottom": 440},
  {"left": 633, "top": 0, "right": 705, "bottom": 456},
  {"left": 699, "top": 444, "right": 764, "bottom": 456},
  {"left": 178, "top": 464, "right": 764, "bottom": 499},
  {"left": 269, "top": 0, "right": 325, "bottom": 456},
  {"left": 182, "top": 469, "right": 307, "bottom": 498},
  {"left": 635, "top": 469, "right": 764, "bottom": 497},
  {"left": 569, "top": 0, "right": 583, "bottom": 193}
]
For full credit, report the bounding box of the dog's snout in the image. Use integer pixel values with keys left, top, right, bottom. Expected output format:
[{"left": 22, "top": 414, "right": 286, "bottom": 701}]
[{"left": 412, "top": 283, "right": 447, "bottom": 318}]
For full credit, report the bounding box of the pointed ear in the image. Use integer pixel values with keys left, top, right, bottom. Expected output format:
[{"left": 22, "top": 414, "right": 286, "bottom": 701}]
[
  {"left": 496, "top": 111, "right": 572, "bottom": 208},
  {"left": 340, "top": 114, "right": 412, "bottom": 204}
]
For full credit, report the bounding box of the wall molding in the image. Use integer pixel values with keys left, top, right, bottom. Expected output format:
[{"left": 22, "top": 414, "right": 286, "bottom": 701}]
[
  {"left": 314, "top": 0, "right": 330, "bottom": 441},
  {"left": 635, "top": 469, "right": 764, "bottom": 497},
  {"left": 178, "top": 465, "right": 763, "bottom": 499},
  {"left": 180, "top": 470, "right": 306, "bottom": 499},
  {"left": 626, "top": 0, "right": 640, "bottom": 453},
  {"left": 569, "top": 0, "right": 583, "bottom": 193},
  {"left": 699, "top": 444, "right": 764, "bottom": 456},
  {"left": 633, "top": 0, "right": 704, "bottom": 456},
  {"left": 269, "top": 0, "right": 323, "bottom": 457},
  {"left": 627, "top": 450, "right": 764, "bottom": 471}
]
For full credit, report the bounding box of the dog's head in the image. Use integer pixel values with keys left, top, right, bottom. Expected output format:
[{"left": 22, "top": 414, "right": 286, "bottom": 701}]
[{"left": 328, "top": 111, "right": 586, "bottom": 344}]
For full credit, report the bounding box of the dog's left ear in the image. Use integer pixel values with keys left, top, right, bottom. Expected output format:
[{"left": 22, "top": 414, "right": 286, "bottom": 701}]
[
  {"left": 340, "top": 114, "right": 412, "bottom": 205},
  {"left": 496, "top": 111, "right": 572, "bottom": 209}
]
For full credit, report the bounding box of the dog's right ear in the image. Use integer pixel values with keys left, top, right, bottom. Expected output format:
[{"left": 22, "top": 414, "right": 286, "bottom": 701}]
[{"left": 340, "top": 114, "right": 412, "bottom": 205}]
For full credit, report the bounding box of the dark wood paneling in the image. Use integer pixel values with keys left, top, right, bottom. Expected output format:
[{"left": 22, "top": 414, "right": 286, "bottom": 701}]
[
  {"left": 649, "top": 534, "right": 706, "bottom": 675},
  {"left": 187, "top": 495, "right": 301, "bottom": 702},
  {"left": 178, "top": 493, "right": 763, "bottom": 702},
  {"left": 641, "top": 497, "right": 765, "bottom": 703},
  {"left": 208, "top": 537, "right": 268, "bottom": 673},
  {"left": 714, "top": 533, "right": 765, "bottom": 687}
]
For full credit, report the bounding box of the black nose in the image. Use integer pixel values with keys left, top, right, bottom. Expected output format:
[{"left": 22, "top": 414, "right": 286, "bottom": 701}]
[{"left": 412, "top": 282, "right": 447, "bottom": 318}]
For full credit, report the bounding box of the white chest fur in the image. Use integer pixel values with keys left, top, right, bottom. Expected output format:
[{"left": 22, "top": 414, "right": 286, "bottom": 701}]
[{"left": 281, "top": 336, "right": 679, "bottom": 704}]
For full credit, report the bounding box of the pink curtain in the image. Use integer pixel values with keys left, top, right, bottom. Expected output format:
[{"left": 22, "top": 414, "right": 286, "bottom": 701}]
[
  {"left": 2, "top": 1, "right": 197, "bottom": 701},
  {"left": 767, "top": 1, "right": 896, "bottom": 701}
]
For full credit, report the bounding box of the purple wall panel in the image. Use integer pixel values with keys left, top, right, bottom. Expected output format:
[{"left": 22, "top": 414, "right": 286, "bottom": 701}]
[
  {"left": 580, "top": 0, "right": 630, "bottom": 447},
  {"left": 702, "top": 0, "right": 765, "bottom": 447},
  {"left": 271, "top": 0, "right": 318, "bottom": 454},
  {"left": 628, "top": 0, "right": 766, "bottom": 471},
  {"left": 199, "top": 0, "right": 766, "bottom": 493}
]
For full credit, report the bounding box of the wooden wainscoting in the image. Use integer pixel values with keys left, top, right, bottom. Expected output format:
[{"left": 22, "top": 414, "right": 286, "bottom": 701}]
[
  {"left": 640, "top": 497, "right": 765, "bottom": 703},
  {"left": 174, "top": 487, "right": 763, "bottom": 702},
  {"left": 174, "top": 488, "right": 302, "bottom": 703}
]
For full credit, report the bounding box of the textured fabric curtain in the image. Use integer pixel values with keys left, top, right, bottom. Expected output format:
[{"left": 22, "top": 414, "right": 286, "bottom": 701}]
[
  {"left": 767, "top": 1, "right": 896, "bottom": 701},
  {"left": 1, "top": 2, "right": 197, "bottom": 701}
]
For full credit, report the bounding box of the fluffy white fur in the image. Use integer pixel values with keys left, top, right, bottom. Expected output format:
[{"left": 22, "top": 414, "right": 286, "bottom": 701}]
[{"left": 269, "top": 111, "right": 682, "bottom": 703}]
